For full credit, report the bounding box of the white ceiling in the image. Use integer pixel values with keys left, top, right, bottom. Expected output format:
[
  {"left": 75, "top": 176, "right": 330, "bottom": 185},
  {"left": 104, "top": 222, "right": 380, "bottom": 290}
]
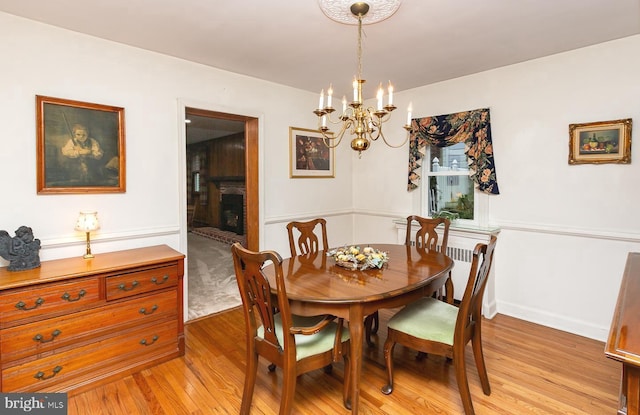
[
  {"left": 185, "top": 114, "right": 245, "bottom": 144},
  {"left": 2, "top": 1, "right": 639, "bottom": 143},
  {"left": 2, "top": 0, "right": 639, "bottom": 96}
]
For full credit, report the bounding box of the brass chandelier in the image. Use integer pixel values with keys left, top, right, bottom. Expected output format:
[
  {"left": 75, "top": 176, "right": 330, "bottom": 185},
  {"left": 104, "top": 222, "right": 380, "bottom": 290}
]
[{"left": 314, "top": 1, "right": 411, "bottom": 156}]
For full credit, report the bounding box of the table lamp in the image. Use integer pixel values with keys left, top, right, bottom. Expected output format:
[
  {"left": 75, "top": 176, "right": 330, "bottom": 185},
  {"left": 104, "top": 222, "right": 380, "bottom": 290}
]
[{"left": 75, "top": 211, "right": 100, "bottom": 259}]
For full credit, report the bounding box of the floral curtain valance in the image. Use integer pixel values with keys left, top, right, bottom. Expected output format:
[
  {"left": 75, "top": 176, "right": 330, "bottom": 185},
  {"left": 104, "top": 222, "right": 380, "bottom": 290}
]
[{"left": 407, "top": 107, "right": 500, "bottom": 195}]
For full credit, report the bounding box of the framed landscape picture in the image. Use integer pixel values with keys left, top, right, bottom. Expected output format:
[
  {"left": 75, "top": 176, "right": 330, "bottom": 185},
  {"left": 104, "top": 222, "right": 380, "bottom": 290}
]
[
  {"left": 36, "top": 95, "right": 126, "bottom": 194},
  {"left": 568, "top": 118, "right": 632, "bottom": 165},
  {"left": 289, "top": 126, "right": 334, "bottom": 178}
]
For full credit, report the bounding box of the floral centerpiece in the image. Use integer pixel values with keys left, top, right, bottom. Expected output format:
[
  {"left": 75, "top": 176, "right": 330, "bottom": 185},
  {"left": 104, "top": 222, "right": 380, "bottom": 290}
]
[{"left": 327, "top": 245, "right": 389, "bottom": 270}]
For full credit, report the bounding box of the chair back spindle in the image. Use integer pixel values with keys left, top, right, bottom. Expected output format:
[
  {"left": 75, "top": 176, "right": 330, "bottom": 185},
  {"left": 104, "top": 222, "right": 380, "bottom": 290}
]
[
  {"left": 405, "top": 215, "right": 450, "bottom": 252},
  {"left": 287, "top": 218, "right": 328, "bottom": 256},
  {"left": 405, "top": 215, "right": 453, "bottom": 303}
]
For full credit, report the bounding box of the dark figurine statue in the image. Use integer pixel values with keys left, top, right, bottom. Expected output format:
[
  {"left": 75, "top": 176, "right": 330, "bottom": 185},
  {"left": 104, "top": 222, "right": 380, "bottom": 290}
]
[{"left": 0, "top": 226, "right": 41, "bottom": 271}]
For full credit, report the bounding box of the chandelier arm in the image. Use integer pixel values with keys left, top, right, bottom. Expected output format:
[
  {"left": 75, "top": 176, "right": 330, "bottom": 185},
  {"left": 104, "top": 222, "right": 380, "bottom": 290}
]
[
  {"left": 365, "top": 107, "right": 386, "bottom": 142},
  {"left": 324, "top": 109, "right": 352, "bottom": 126},
  {"left": 367, "top": 117, "right": 382, "bottom": 142},
  {"left": 321, "top": 120, "right": 350, "bottom": 149},
  {"left": 376, "top": 123, "right": 410, "bottom": 148}
]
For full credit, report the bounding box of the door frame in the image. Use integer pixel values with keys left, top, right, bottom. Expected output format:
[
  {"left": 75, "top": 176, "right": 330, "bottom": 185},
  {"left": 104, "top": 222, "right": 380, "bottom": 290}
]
[
  {"left": 178, "top": 100, "right": 261, "bottom": 321},
  {"left": 184, "top": 107, "right": 259, "bottom": 250}
]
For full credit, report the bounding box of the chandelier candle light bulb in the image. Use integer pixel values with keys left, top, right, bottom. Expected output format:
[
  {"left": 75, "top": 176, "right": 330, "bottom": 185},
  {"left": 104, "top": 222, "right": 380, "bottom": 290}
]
[{"left": 353, "top": 79, "right": 358, "bottom": 102}]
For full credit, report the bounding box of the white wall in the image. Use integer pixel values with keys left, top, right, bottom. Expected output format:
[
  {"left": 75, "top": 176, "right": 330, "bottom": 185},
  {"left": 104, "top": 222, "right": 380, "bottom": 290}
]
[
  {"left": 0, "top": 12, "right": 353, "bottom": 319},
  {"left": 352, "top": 35, "right": 640, "bottom": 341},
  {"left": 3, "top": 11, "right": 640, "bottom": 341}
]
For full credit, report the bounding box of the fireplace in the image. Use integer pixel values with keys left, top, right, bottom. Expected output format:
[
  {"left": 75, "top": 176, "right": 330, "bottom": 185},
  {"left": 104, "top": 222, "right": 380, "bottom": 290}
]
[{"left": 220, "top": 193, "right": 244, "bottom": 235}]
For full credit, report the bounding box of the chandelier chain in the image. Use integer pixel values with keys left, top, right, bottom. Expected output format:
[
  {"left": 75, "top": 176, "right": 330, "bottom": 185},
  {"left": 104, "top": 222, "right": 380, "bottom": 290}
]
[{"left": 357, "top": 14, "right": 363, "bottom": 81}]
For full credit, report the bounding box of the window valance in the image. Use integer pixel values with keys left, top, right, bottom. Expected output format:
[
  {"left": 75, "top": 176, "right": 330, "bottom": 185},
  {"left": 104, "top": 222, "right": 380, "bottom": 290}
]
[{"left": 408, "top": 108, "right": 500, "bottom": 195}]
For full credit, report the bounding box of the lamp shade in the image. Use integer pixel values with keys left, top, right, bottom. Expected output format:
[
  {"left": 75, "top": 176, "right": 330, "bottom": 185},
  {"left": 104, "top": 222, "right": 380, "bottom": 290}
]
[{"left": 75, "top": 211, "right": 100, "bottom": 232}]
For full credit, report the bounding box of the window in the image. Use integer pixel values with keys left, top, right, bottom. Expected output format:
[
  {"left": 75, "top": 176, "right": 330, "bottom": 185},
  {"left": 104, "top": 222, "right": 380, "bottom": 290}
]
[
  {"left": 192, "top": 172, "right": 201, "bottom": 193},
  {"left": 192, "top": 153, "right": 201, "bottom": 193},
  {"left": 422, "top": 142, "right": 474, "bottom": 220}
]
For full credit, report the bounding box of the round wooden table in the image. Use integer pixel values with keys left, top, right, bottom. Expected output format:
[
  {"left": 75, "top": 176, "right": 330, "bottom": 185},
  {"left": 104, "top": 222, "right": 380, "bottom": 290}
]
[{"left": 262, "top": 243, "right": 454, "bottom": 414}]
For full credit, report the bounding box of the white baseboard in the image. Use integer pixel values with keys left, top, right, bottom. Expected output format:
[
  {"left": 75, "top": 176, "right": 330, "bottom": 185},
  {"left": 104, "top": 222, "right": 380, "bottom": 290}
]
[
  {"left": 483, "top": 298, "right": 498, "bottom": 319},
  {"left": 497, "top": 300, "right": 609, "bottom": 342}
]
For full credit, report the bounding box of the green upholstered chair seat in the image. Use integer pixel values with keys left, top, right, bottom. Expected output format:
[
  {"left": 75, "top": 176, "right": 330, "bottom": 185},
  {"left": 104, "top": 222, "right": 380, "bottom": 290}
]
[
  {"left": 258, "top": 314, "right": 350, "bottom": 361},
  {"left": 387, "top": 297, "right": 458, "bottom": 345}
]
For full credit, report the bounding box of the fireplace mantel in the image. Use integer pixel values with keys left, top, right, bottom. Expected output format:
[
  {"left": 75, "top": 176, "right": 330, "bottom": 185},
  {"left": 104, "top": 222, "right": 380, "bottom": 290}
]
[{"left": 209, "top": 176, "right": 245, "bottom": 188}]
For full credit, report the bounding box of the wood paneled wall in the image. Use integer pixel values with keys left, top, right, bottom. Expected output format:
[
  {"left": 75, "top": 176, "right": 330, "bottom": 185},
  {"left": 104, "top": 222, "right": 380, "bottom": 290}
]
[{"left": 187, "top": 132, "right": 245, "bottom": 227}]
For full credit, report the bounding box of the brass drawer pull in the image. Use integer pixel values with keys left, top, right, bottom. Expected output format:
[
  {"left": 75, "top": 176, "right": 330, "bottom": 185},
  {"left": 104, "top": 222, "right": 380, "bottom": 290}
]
[
  {"left": 151, "top": 275, "right": 169, "bottom": 285},
  {"left": 118, "top": 281, "right": 139, "bottom": 291},
  {"left": 34, "top": 365, "right": 62, "bottom": 381},
  {"left": 139, "top": 305, "right": 158, "bottom": 315},
  {"left": 15, "top": 298, "right": 44, "bottom": 311},
  {"left": 140, "top": 335, "right": 159, "bottom": 346},
  {"left": 61, "top": 289, "right": 86, "bottom": 302},
  {"left": 33, "top": 329, "right": 62, "bottom": 344}
]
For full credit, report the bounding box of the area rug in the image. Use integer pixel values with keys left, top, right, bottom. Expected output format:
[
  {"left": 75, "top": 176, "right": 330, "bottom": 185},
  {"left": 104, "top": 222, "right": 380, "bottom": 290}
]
[
  {"left": 187, "top": 232, "right": 241, "bottom": 320},
  {"left": 191, "top": 226, "right": 246, "bottom": 246}
]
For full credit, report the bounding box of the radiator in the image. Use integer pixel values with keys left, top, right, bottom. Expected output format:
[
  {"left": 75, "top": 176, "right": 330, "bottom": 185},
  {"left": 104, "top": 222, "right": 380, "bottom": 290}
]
[
  {"left": 443, "top": 245, "right": 474, "bottom": 263},
  {"left": 406, "top": 240, "right": 474, "bottom": 263}
]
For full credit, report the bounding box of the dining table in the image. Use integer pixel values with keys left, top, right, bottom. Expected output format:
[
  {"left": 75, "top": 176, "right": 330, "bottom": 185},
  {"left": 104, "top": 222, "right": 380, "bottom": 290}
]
[{"left": 261, "top": 243, "right": 454, "bottom": 414}]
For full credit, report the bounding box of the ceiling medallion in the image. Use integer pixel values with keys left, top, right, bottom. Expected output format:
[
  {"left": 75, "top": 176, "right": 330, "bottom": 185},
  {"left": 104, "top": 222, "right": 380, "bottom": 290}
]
[{"left": 318, "top": 0, "right": 402, "bottom": 25}]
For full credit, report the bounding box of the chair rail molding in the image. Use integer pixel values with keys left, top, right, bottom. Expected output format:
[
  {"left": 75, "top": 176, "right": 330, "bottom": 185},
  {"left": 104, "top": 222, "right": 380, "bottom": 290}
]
[{"left": 496, "top": 219, "right": 640, "bottom": 243}]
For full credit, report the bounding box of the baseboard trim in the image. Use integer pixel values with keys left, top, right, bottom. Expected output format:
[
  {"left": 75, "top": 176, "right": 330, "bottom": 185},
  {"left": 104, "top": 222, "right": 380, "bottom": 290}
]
[{"left": 497, "top": 300, "right": 608, "bottom": 342}]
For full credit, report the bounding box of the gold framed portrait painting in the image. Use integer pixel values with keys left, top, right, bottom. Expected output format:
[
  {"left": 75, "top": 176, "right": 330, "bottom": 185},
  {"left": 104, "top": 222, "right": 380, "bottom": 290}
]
[{"left": 36, "top": 95, "right": 126, "bottom": 194}]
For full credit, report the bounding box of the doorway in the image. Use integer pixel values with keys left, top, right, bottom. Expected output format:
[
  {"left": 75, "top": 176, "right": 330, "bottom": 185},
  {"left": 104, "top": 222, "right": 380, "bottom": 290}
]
[
  {"left": 185, "top": 107, "right": 258, "bottom": 249},
  {"left": 185, "top": 107, "right": 259, "bottom": 319}
]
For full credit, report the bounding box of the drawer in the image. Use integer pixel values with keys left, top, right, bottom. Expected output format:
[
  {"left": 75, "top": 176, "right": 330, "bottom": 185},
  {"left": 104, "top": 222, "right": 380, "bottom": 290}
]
[
  {"left": 0, "top": 278, "right": 100, "bottom": 328},
  {"left": 105, "top": 264, "right": 178, "bottom": 300},
  {"left": 2, "top": 319, "right": 178, "bottom": 392},
  {"left": 0, "top": 289, "right": 177, "bottom": 362}
]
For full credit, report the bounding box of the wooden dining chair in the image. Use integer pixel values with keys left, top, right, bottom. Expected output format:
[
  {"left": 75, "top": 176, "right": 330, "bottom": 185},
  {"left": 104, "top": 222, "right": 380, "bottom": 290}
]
[
  {"left": 186, "top": 193, "right": 199, "bottom": 230},
  {"left": 287, "top": 218, "right": 380, "bottom": 347},
  {"left": 380, "top": 235, "right": 498, "bottom": 415},
  {"left": 364, "top": 215, "right": 452, "bottom": 347},
  {"left": 405, "top": 215, "right": 452, "bottom": 303},
  {"left": 286, "top": 218, "right": 329, "bottom": 256},
  {"left": 231, "top": 242, "right": 351, "bottom": 415}
]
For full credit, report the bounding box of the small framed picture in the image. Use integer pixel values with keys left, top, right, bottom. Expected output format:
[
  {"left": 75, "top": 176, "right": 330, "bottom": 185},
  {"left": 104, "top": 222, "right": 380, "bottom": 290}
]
[
  {"left": 36, "top": 95, "right": 126, "bottom": 194},
  {"left": 289, "top": 127, "right": 334, "bottom": 178},
  {"left": 568, "top": 118, "right": 632, "bottom": 165}
]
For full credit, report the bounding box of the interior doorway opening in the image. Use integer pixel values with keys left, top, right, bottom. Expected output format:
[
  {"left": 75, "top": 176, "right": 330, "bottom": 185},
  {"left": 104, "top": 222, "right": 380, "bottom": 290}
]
[{"left": 184, "top": 107, "right": 259, "bottom": 320}]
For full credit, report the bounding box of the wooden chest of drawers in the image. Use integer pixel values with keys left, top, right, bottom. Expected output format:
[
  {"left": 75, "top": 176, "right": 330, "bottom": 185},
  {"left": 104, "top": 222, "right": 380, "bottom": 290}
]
[
  {"left": 607, "top": 252, "right": 640, "bottom": 415},
  {"left": 0, "top": 244, "right": 185, "bottom": 395}
]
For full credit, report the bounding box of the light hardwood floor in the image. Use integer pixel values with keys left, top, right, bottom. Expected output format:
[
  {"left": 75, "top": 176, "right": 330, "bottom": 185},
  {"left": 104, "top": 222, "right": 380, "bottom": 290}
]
[{"left": 68, "top": 307, "right": 620, "bottom": 414}]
